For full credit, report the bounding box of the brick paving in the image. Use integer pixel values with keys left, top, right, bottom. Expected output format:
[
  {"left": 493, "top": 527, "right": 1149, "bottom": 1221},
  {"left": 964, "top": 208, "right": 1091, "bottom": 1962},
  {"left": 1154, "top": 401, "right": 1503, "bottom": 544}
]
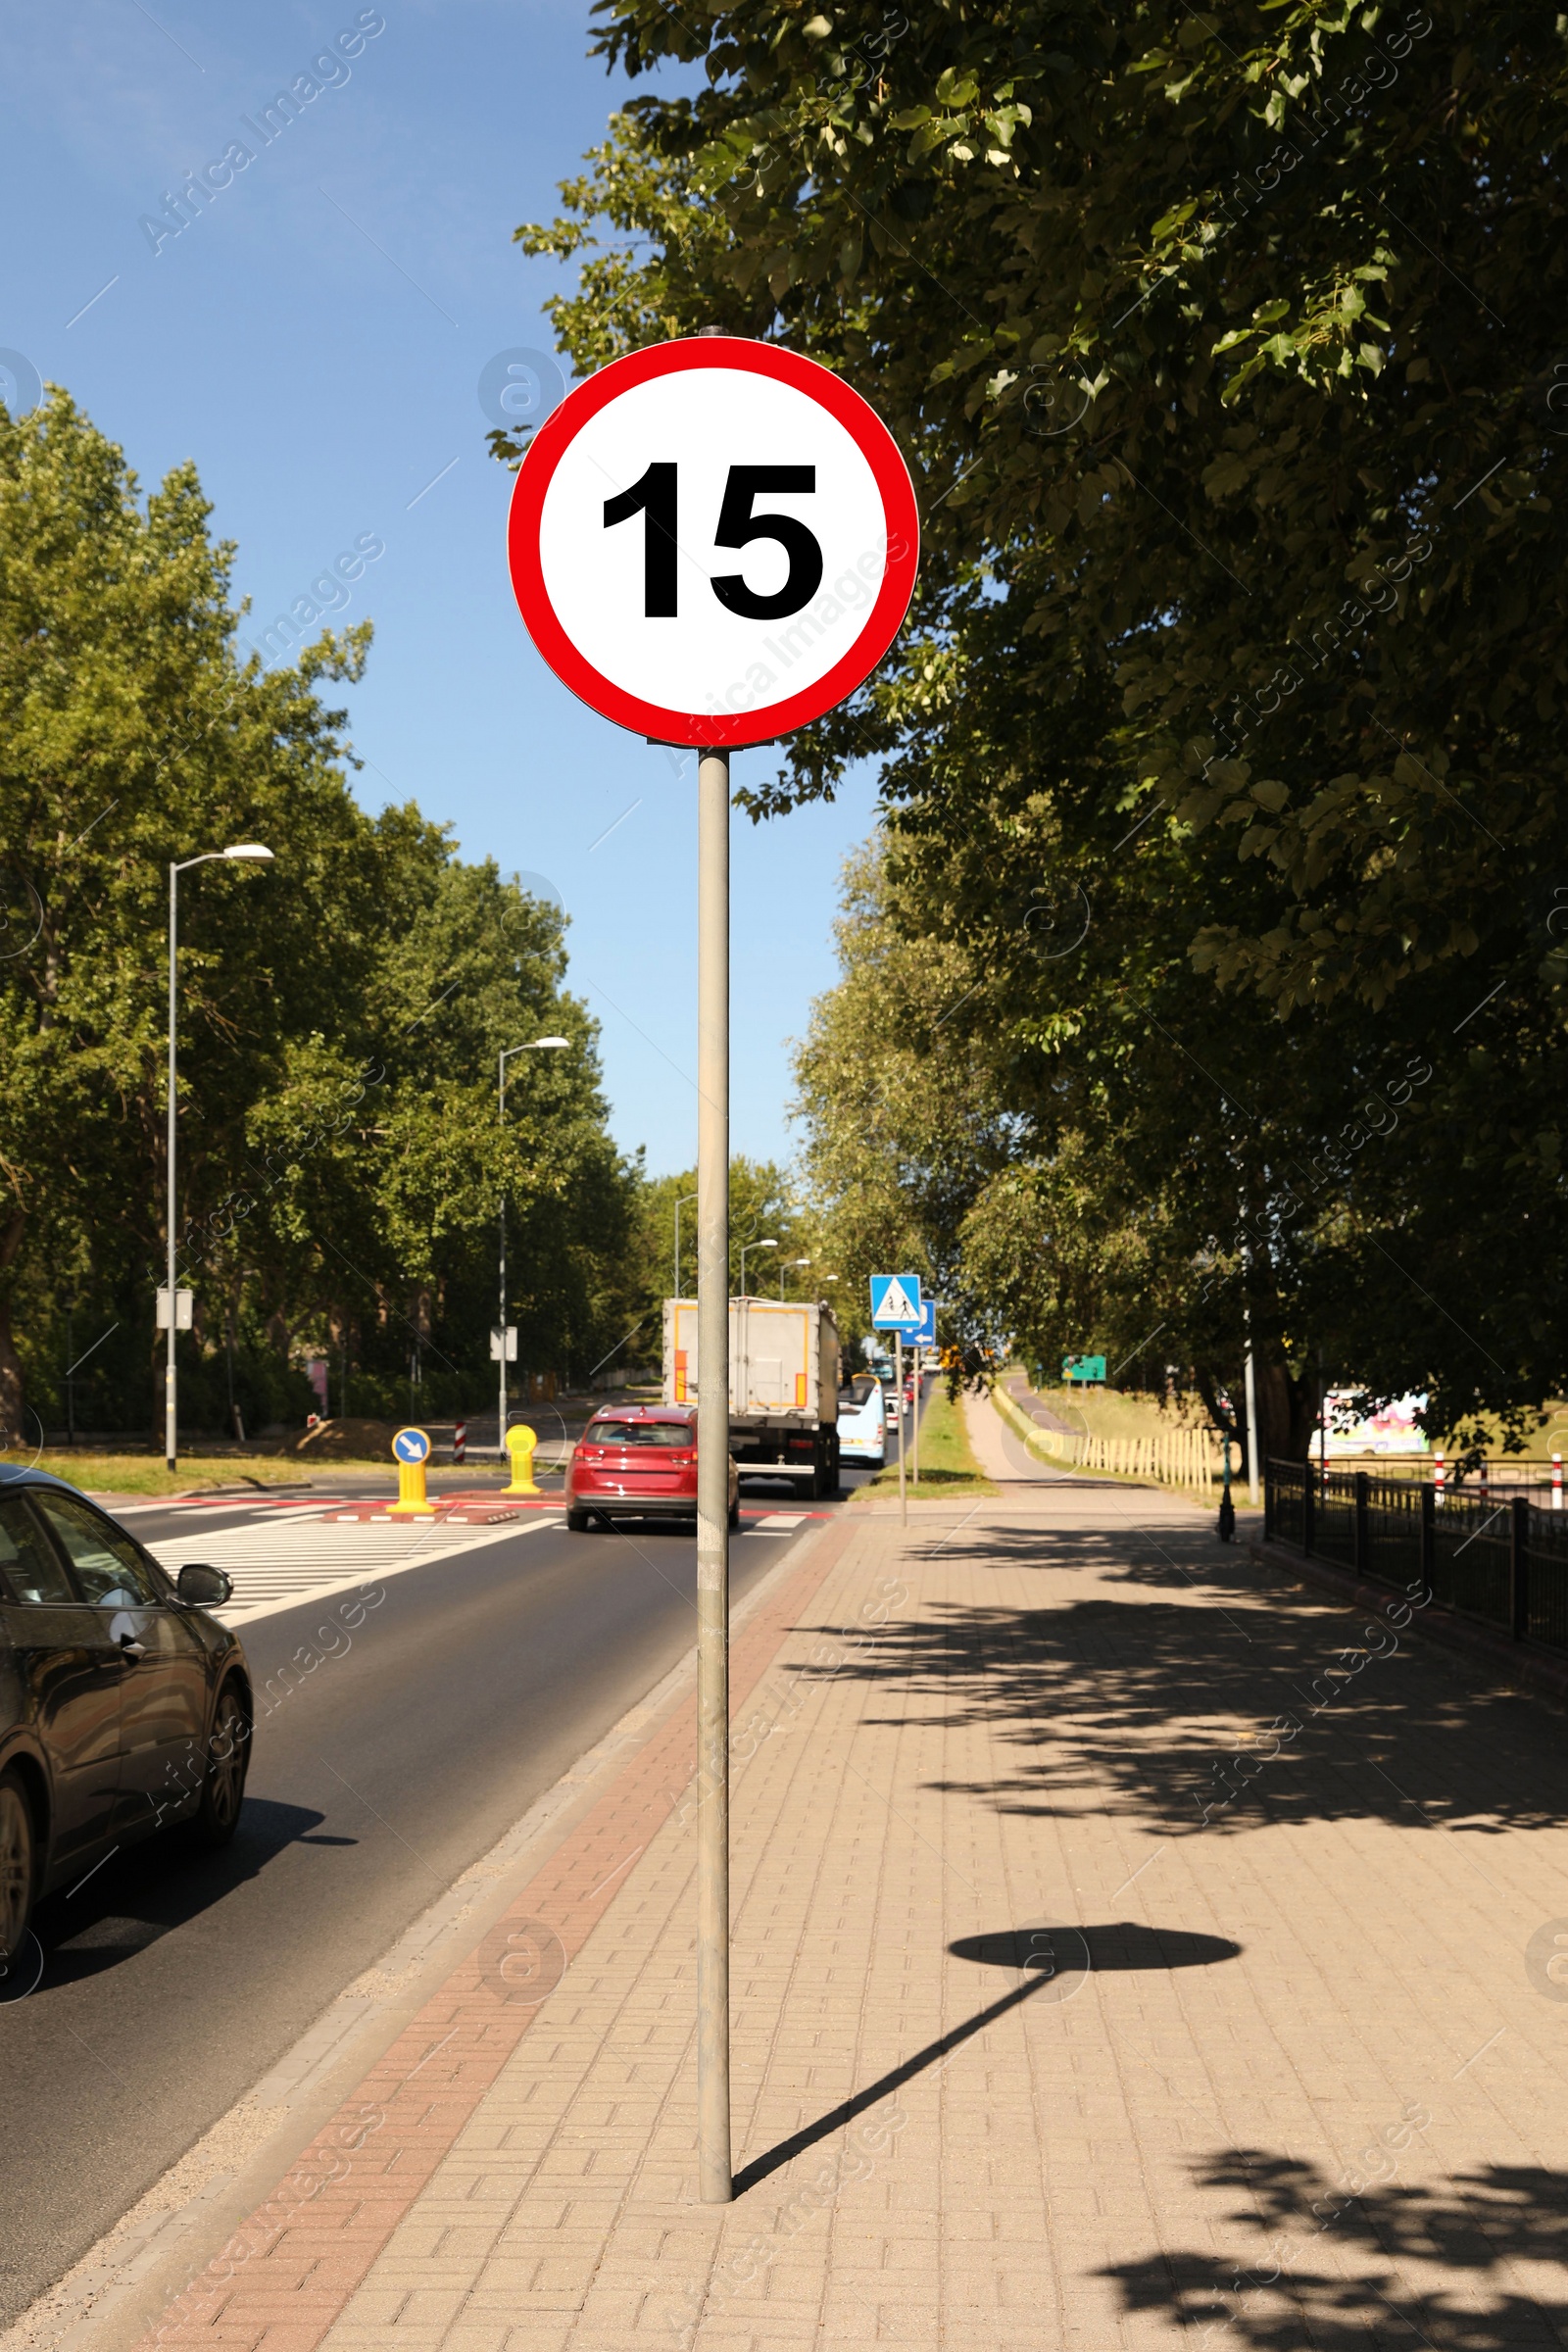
[{"left": 134, "top": 1395, "right": 1568, "bottom": 2352}]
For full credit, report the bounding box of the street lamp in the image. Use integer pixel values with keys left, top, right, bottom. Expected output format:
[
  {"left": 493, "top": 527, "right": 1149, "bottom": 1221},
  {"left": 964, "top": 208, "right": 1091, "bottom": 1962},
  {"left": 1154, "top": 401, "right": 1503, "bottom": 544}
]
[
  {"left": 497, "top": 1036, "right": 568, "bottom": 1450},
  {"left": 782, "top": 1255, "right": 811, "bottom": 1299},
  {"left": 737, "top": 1238, "right": 776, "bottom": 1297},
  {"left": 165, "top": 844, "right": 274, "bottom": 1471},
  {"left": 673, "top": 1192, "right": 698, "bottom": 1299}
]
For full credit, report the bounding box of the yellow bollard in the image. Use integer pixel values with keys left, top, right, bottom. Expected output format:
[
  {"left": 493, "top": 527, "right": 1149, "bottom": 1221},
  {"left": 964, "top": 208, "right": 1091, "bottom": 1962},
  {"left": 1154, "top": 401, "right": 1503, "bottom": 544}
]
[
  {"left": 387, "top": 1426, "right": 436, "bottom": 1516},
  {"left": 504, "top": 1422, "right": 540, "bottom": 1494}
]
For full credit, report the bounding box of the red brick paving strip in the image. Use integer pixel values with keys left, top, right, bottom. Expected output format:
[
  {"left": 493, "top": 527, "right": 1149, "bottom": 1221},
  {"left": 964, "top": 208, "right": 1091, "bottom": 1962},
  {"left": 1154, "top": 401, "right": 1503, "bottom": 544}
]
[{"left": 133, "top": 1516, "right": 860, "bottom": 2352}]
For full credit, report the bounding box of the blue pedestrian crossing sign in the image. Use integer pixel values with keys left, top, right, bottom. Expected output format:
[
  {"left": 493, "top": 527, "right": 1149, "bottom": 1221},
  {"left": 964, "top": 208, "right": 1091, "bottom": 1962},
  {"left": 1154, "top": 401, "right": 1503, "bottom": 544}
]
[
  {"left": 869, "top": 1274, "right": 923, "bottom": 1330},
  {"left": 393, "top": 1426, "right": 432, "bottom": 1464}
]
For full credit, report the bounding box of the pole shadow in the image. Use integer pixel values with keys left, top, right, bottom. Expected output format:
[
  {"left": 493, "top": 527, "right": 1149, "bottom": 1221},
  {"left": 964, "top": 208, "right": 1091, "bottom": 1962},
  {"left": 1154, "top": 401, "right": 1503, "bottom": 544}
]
[{"left": 733, "top": 1921, "right": 1240, "bottom": 2195}]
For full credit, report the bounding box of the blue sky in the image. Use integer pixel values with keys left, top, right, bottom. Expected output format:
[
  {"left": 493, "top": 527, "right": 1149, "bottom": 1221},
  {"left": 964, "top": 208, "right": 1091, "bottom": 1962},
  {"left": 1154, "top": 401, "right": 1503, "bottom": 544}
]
[{"left": 1, "top": 0, "right": 881, "bottom": 1177}]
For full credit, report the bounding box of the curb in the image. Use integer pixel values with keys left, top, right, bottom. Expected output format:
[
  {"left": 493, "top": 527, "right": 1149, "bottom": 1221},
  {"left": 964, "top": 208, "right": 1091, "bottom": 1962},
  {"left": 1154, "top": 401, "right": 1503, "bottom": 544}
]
[
  {"left": 1245, "top": 1534, "right": 1568, "bottom": 1711},
  {"left": 115, "top": 1508, "right": 869, "bottom": 2352}
]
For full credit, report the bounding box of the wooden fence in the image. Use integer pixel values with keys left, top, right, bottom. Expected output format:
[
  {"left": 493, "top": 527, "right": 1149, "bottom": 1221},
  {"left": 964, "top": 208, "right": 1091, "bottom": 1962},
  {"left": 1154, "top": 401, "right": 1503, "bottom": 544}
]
[{"left": 993, "top": 1385, "right": 1220, "bottom": 1497}]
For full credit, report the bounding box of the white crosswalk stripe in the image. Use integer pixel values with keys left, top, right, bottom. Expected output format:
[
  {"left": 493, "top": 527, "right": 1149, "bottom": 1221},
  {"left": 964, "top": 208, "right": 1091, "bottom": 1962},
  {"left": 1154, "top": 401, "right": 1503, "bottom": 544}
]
[{"left": 147, "top": 1509, "right": 561, "bottom": 1627}]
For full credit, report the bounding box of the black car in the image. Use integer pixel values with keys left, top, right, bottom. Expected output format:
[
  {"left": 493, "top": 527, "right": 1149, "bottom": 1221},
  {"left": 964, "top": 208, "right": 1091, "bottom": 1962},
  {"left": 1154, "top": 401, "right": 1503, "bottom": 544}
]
[{"left": 0, "top": 1468, "right": 253, "bottom": 1979}]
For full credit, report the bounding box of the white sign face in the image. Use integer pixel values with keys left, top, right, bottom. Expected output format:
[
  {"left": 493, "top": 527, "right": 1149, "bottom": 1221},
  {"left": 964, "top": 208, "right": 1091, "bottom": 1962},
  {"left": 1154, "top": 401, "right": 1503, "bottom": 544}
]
[{"left": 509, "top": 336, "right": 919, "bottom": 749}]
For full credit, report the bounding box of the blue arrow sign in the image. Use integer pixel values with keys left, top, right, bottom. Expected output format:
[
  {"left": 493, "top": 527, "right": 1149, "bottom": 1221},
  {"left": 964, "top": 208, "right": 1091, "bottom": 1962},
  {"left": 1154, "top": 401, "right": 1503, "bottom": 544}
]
[
  {"left": 910, "top": 1299, "right": 937, "bottom": 1346},
  {"left": 393, "top": 1426, "right": 431, "bottom": 1464},
  {"left": 869, "top": 1274, "right": 923, "bottom": 1330}
]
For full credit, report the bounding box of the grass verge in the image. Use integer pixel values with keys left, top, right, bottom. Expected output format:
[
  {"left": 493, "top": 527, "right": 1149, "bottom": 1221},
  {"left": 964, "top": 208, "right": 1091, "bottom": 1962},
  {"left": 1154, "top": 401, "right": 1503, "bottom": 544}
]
[
  {"left": 0, "top": 1450, "right": 317, "bottom": 1497},
  {"left": 860, "top": 1384, "right": 997, "bottom": 1500}
]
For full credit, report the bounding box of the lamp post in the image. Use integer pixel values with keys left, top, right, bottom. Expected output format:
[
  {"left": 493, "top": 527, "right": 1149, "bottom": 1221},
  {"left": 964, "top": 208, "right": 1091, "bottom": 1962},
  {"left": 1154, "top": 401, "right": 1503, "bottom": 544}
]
[
  {"left": 166, "top": 845, "right": 274, "bottom": 1472},
  {"left": 497, "top": 1036, "right": 568, "bottom": 1448},
  {"left": 782, "top": 1255, "right": 810, "bottom": 1300},
  {"left": 737, "top": 1238, "right": 776, "bottom": 1297},
  {"left": 673, "top": 1192, "right": 698, "bottom": 1298}
]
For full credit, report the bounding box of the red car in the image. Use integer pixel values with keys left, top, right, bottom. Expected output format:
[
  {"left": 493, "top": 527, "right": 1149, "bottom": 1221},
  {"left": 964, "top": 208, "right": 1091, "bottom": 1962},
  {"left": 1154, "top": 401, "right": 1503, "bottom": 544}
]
[{"left": 565, "top": 1406, "right": 740, "bottom": 1533}]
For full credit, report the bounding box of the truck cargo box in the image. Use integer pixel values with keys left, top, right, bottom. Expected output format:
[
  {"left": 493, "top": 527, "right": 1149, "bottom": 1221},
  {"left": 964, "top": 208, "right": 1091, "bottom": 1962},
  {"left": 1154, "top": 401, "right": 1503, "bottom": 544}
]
[{"left": 662, "top": 1298, "right": 842, "bottom": 1493}]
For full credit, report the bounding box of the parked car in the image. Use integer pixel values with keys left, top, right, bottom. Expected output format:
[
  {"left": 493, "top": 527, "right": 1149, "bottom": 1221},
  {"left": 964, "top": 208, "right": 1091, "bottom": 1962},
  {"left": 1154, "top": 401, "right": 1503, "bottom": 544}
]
[
  {"left": 0, "top": 1467, "right": 252, "bottom": 1976},
  {"left": 565, "top": 1406, "right": 739, "bottom": 1532},
  {"left": 837, "top": 1375, "right": 886, "bottom": 1468}
]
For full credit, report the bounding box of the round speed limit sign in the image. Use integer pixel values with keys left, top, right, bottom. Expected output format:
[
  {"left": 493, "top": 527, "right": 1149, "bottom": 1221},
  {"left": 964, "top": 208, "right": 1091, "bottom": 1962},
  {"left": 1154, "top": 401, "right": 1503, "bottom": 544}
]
[{"left": 507, "top": 336, "right": 919, "bottom": 749}]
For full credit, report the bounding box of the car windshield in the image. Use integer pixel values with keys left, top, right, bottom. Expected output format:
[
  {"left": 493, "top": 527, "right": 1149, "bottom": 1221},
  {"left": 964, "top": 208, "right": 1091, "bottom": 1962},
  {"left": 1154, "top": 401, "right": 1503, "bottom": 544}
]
[
  {"left": 585, "top": 1422, "right": 693, "bottom": 1448},
  {"left": 840, "top": 1375, "right": 880, "bottom": 1405}
]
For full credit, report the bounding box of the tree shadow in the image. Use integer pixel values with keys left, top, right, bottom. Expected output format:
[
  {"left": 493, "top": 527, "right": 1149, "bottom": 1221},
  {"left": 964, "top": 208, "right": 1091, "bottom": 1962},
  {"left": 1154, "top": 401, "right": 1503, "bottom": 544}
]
[
  {"left": 1102, "top": 2147, "right": 1568, "bottom": 2349},
  {"left": 788, "top": 1529, "right": 1568, "bottom": 1834}
]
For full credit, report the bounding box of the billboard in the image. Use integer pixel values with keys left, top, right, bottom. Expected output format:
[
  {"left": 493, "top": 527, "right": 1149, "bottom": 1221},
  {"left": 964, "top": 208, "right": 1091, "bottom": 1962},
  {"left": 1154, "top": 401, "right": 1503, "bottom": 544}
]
[{"left": 1313, "top": 1392, "right": 1429, "bottom": 1456}]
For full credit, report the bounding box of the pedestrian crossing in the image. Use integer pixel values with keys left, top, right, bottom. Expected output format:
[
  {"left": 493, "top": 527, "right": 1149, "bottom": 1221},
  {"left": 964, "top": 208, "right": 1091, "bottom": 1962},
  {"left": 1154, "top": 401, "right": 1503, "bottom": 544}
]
[{"left": 147, "top": 1508, "right": 561, "bottom": 1628}]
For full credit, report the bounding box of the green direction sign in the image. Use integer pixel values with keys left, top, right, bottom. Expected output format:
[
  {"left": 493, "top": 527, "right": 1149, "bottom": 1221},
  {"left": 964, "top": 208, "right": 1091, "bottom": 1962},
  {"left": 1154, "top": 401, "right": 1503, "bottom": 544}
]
[{"left": 1063, "top": 1354, "right": 1106, "bottom": 1385}]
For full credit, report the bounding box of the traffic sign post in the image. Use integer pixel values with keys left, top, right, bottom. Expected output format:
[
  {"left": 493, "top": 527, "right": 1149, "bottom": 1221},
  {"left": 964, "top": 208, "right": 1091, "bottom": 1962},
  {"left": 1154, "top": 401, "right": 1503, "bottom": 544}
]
[
  {"left": 870, "top": 1276, "right": 925, "bottom": 1526},
  {"left": 509, "top": 332, "right": 917, "bottom": 2208},
  {"left": 909, "top": 1299, "right": 936, "bottom": 1494},
  {"left": 895, "top": 1330, "right": 906, "bottom": 1524},
  {"left": 869, "top": 1274, "right": 923, "bottom": 1332},
  {"left": 388, "top": 1426, "right": 435, "bottom": 1519},
  {"left": 695, "top": 742, "right": 730, "bottom": 2202}
]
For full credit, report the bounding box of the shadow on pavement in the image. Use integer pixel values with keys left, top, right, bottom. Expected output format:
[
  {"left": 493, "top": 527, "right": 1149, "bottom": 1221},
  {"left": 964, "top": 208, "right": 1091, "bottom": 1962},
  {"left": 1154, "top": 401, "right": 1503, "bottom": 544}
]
[
  {"left": 735, "top": 1921, "right": 1241, "bottom": 2195},
  {"left": 1102, "top": 2149, "right": 1568, "bottom": 2349},
  {"left": 951, "top": 1922, "right": 1240, "bottom": 1973},
  {"left": 790, "top": 1528, "right": 1568, "bottom": 1835},
  {"left": 31, "top": 1798, "right": 330, "bottom": 1988}
]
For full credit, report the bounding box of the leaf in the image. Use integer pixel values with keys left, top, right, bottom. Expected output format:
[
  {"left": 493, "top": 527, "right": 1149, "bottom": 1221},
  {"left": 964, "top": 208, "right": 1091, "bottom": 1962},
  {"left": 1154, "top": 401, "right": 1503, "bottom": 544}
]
[{"left": 935, "top": 67, "right": 979, "bottom": 105}]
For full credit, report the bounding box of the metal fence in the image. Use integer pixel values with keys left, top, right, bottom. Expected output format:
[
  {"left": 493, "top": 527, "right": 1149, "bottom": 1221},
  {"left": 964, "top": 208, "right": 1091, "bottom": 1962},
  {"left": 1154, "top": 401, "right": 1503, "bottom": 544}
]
[{"left": 1265, "top": 1459, "right": 1568, "bottom": 1656}]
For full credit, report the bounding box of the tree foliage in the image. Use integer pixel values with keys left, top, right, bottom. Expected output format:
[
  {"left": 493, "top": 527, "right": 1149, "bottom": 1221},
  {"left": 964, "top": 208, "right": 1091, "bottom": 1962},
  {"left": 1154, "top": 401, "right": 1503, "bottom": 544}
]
[
  {"left": 518, "top": 0, "right": 1568, "bottom": 1452},
  {"left": 0, "top": 392, "right": 639, "bottom": 1441}
]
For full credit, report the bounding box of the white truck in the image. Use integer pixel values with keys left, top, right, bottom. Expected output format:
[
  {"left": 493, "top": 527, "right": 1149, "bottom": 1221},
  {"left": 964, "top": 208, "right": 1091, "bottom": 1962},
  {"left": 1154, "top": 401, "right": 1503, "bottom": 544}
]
[{"left": 662, "top": 1297, "right": 842, "bottom": 1496}]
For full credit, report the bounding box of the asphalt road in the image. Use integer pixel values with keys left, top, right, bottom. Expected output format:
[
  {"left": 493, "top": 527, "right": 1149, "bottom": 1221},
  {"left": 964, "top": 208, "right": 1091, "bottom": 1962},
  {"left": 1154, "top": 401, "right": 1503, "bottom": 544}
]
[{"left": 0, "top": 1465, "right": 886, "bottom": 2326}]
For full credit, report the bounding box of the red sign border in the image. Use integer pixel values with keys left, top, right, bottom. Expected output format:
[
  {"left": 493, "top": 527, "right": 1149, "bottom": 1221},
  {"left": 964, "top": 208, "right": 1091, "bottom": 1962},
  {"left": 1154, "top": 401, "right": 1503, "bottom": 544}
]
[{"left": 507, "top": 335, "right": 920, "bottom": 750}]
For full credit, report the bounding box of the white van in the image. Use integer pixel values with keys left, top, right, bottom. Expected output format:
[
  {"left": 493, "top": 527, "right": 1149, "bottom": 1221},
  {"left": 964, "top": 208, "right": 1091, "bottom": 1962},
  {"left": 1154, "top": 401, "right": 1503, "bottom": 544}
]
[{"left": 837, "top": 1372, "right": 887, "bottom": 1467}]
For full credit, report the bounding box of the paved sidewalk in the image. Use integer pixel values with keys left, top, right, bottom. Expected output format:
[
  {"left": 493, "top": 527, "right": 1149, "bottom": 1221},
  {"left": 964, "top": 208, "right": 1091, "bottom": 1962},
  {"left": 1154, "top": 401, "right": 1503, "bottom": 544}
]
[{"left": 128, "top": 1400, "right": 1568, "bottom": 2351}]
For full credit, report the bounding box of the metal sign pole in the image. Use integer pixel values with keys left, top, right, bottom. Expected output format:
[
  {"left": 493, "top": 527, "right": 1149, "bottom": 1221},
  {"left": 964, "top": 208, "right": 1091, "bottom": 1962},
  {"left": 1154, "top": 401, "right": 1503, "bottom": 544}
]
[
  {"left": 166, "top": 862, "right": 179, "bottom": 1472},
  {"left": 696, "top": 744, "right": 732, "bottom": 2203},
  {"left": 896, "top": 1329, "right": 906, "bottom": 1527},
  {"left": 911, "top": 1345, "right": 920, "bottom": 1494}
]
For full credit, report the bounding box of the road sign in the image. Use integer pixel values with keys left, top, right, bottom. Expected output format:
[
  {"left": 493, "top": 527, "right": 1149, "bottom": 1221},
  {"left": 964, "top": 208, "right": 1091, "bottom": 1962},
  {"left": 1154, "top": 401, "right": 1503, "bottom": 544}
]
[
  {"left": 490, "top": 1326, "right": 518, "bottom": 1362},
  {"left": 507, "top": 335, "right": 919, "bottom": 750},
  {"left": 155, "top": 1288, "right": 193, "bottom": 1331},
  {"left": 1063, "top": 1354, "right": 1106, "bottom": 1384},
  {"left": 392, "top": 1426, "right": 431, "bottom": 1464},
  {"left": 870, "top": 1274, "right": 923, "bottom": 1330},
  {"left": 910, "top": 1299, "right": 937, "bottom": 1346}
]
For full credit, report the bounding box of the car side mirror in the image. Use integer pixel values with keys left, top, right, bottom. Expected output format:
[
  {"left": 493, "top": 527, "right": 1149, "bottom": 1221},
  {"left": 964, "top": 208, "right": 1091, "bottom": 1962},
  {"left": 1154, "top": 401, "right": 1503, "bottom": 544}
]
[{"left": 176, "top": 1562, "right": 233, "bottom": 1607}]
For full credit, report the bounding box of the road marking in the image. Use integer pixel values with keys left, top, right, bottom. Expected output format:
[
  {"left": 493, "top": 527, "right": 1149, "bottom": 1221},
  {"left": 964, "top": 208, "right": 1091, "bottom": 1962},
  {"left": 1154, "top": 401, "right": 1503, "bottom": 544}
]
[
  {"left": 751, "top": 1513, "right": 807, "bottom": 1533},
  {"left": 147, "top": 1514, "right": 563, "bottom": 1627}
]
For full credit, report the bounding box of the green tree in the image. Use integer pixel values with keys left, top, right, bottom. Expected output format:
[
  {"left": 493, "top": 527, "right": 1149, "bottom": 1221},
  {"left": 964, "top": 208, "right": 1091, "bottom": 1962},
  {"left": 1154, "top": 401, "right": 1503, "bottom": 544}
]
[
  {"left": 0, "top": 391, "right": 639, "bottom": 1443},
  {"left": 514, "top": 0, "right": 1568, "bottom": 1449}
]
